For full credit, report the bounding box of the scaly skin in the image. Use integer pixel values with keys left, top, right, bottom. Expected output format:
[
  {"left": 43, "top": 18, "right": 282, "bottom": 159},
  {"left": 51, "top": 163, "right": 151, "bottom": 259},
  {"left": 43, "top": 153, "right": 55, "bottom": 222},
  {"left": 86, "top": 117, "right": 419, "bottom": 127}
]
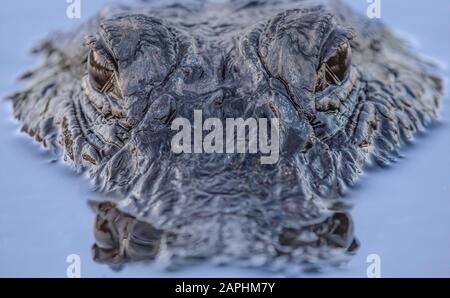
[{"left": 8, "top": 0, "right": 442, "bottom": 270}]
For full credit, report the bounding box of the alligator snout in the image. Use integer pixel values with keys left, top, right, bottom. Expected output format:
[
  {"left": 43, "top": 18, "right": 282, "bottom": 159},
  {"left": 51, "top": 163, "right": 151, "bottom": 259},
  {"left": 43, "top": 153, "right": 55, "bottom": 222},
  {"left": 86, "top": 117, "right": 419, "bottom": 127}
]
[{"left": 91, "top": 200, "right": 357, "bottom": 267}]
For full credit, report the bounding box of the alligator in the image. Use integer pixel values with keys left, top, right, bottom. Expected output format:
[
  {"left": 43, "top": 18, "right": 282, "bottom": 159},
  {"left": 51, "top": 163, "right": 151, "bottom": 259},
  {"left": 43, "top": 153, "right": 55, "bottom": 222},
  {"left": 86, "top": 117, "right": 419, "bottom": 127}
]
[{"left": 8, "top": 0, "right": 443, "bottom": 270}]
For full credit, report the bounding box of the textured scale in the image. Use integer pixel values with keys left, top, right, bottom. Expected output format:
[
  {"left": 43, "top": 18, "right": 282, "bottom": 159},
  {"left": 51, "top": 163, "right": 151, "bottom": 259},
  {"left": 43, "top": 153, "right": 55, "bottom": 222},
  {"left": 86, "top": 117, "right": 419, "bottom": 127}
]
[{"left": 8, "top": 0, "right": 442, "bottom": 270}]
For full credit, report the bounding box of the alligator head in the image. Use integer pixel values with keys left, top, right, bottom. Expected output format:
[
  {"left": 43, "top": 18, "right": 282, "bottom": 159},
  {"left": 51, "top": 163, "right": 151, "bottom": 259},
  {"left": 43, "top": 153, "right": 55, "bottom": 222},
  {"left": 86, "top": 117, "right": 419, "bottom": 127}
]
[{"left": 9, "top": 0, "right": 442, "bottom": 270}]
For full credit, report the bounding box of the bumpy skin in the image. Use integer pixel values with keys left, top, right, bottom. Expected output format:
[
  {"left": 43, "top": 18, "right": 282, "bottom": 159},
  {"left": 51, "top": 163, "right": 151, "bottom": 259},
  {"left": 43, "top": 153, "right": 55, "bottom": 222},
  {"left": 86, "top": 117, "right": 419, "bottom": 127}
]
[{"left": 9, "top": 0, "right": 442, "bottom": 269}]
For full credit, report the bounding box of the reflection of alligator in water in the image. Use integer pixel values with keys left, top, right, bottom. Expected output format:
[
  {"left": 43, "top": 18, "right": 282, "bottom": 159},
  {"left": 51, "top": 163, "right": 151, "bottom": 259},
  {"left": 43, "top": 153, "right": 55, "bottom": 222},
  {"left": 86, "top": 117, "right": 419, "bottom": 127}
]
[{"left": 8, "top": 0, "right": 442, "bottom": 270}]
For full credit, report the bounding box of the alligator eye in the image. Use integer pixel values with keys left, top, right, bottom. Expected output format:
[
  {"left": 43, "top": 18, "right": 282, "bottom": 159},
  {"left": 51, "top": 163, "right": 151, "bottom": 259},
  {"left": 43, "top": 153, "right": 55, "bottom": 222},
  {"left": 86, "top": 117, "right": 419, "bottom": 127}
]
[
  {"left": 85, "top": 35, "right": 118, "bottom": 94},
  {"left": 315, "top": 42, "right": 351, "bottom": 93},
  {"left": 88, "top": 49, "right": 116, "bottom": 93}
]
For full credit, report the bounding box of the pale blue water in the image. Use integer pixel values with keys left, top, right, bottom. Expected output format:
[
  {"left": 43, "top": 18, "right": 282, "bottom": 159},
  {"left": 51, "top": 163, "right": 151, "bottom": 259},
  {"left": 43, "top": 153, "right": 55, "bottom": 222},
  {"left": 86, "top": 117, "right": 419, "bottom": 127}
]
[{"left": 0, "top": 0, "right": 449, "bottom": 277}]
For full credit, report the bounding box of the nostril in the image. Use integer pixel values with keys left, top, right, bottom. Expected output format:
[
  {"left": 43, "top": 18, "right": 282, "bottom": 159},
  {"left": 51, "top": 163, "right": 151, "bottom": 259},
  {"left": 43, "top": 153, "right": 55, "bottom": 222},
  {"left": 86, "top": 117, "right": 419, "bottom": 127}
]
[
  {"left": 278, "top": 212, "right": 356, "bottom": 252},
  {"left": 127, "top": 221, "right": 162, "bottom": 260},
  {"left": 326, "top": 212, "right": 354, "bottom": 249},
  {"left": 94, "top": 215, "right": 115, "bottom": 250}
]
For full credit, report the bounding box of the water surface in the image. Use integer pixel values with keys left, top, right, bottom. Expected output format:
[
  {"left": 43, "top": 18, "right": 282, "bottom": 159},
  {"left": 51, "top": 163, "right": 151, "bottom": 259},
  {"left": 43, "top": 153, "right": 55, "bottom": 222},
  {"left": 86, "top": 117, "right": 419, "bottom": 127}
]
[{"left": 0, "top": 0, "right": 449, "bottom": 277}]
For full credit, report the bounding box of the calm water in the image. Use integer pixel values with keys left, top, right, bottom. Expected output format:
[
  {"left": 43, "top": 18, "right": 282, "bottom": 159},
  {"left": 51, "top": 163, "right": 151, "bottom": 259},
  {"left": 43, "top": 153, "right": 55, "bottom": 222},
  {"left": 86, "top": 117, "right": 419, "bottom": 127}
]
[{"left": 0, "top": 0, "right": 449, "bottom": 277}]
